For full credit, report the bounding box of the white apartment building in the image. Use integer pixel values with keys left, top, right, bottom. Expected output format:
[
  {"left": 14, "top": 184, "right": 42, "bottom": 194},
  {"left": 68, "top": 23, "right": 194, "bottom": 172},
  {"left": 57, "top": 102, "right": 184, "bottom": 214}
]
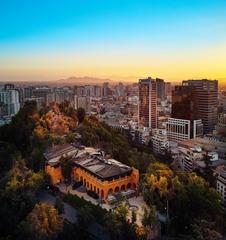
[
  {"left": 0, "top": 89, "right": 20, "bottom": 116},
  {"left": 215, "top": 165, "right": 226, "bottom": 206},
  {"left": 213, "top": 113, "right": 226, "bottom": 137},
  {"left": 178, "top": 137, "right": 226, "bottom": 172},
  {"left": 74, "top": 96, "right": 91, "bottom": 114},
  {"left": 166, "top": 118, "right": 203, "bottom": 142},
  {"left": 167, "top": 118, "right": 191, "bottom": 142},
  {"left": 151, "top": 129, "right": 169, "bottom": 154},
  {"left": 133, "top": 127, "right": 151, "bottom": 145}
]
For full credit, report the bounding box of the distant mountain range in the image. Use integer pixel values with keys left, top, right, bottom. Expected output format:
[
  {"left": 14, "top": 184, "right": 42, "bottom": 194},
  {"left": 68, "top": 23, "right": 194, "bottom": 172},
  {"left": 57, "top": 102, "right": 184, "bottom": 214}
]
[
  {"left": 56, "top": 76, "right": 114, "bottom": 85},
  {"left": 1, "top": 76, "right": 225, "bottom": 88}
]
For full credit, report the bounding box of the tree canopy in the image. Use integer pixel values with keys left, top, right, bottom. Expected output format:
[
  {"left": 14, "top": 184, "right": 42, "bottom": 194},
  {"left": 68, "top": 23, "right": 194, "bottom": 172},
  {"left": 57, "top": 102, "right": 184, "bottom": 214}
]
[
  {"left": 142, "top": 162, "right": 223, "bottom": 236},
  {"left": 27, "top": 203, "right": 64, "bottom": 240}
]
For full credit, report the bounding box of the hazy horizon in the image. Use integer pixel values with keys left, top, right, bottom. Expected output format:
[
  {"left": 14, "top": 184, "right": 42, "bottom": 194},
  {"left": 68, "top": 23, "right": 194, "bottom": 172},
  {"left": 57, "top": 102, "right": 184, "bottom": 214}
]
[{"left": 0, "top": 75, "right": 226, "bottom": 89}]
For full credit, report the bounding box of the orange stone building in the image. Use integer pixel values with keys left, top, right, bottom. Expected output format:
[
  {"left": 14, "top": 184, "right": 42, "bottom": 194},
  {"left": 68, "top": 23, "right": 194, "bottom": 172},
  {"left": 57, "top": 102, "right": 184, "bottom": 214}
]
[{"left": 45, "top": 144, "right": 139, "bottom": 201}]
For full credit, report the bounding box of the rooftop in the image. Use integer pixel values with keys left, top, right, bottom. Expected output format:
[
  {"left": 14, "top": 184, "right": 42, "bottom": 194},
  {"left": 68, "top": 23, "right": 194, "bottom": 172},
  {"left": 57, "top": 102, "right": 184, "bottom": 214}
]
[
  {"left": 44, "top": 143, "right": 77, "bottom": 162},
  {"left": 179, "top": 137, "right": 226, "bottom": 152},
  {"left": 215, "top": 165, "right": 226, "bottom": 179},
  {"left": 45, "top": 144, "right": 133, "bottom": 181},
  {"left": 73, "top": 148, "right": 132, "bottom": 181}
]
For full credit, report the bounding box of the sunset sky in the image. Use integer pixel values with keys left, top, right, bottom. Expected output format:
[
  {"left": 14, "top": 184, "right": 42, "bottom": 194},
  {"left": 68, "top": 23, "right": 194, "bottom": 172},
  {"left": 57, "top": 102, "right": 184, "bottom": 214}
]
[{"left": 0, "top": 0, "right": 226, "bottom": 82}]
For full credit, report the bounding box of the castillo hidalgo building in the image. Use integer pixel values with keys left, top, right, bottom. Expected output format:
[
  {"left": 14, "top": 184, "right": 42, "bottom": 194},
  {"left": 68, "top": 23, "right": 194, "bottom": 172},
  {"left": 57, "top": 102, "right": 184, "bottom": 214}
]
[{"left": 45, "top": 143, "right": 139, "bottom": 201}]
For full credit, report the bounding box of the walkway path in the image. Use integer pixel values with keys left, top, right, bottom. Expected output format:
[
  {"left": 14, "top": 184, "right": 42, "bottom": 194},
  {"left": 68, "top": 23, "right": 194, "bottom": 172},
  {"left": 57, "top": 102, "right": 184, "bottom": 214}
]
[
  {"left": 37, "top": 191, "right": 77, "bottom": 224},
  {"left": 37, "top": 190, "right": 110, "bottom": 240},
  {"left": 58, "top": 183, "right": 148, "bottom": 227}
]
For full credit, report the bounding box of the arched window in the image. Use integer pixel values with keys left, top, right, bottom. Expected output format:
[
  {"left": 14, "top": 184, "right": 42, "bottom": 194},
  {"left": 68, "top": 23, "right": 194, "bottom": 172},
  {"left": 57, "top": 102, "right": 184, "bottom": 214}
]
[
  {"left": 101, "top": 190, "right": 104, "bottom": 198},
  {"left": 114, "top": 186, "right": 120, "bottom": 193},
  {"left": 121, "top": 185, "right": 126, "bottom": 191},
  {"left": 108, "top": 188, "right": 113, "bottom": 195}
]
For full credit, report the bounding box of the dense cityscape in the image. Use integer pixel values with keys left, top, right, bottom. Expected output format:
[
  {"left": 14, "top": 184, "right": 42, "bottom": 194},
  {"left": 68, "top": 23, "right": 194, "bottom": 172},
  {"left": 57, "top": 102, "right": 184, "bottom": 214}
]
[
  {"left": 0, "top": 78, "right": 225, "bottom": 239},
  {"left": 1, "top": 1, "right": 226, "bottom": 239}
]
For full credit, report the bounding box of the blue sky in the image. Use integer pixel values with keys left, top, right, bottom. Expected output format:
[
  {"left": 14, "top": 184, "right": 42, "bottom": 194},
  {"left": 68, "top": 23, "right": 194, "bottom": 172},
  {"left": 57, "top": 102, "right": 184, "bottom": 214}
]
[{"left": 0, "top": 0, "right": 226, "bottom": 81}]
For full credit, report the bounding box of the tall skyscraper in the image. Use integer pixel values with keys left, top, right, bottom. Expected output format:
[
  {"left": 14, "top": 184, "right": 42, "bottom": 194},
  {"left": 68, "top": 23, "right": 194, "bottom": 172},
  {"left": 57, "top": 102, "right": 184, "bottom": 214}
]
[
  {"left": 102, "top": 82, "right": 110, "bottom": 97},
  {"left": 115, "top": 82, "right": 125, "bottom": 97},
  {"left": 24, "top": 87, "right": 34, "bottom": 99},
  {"left": 172, "top": 85, "right": 197, "bottom": 120},
  {"left": 164, "top": 82, "right": 172, "bottom": 97},
  {"left": 94, "top": 85, "right": 102, "bottom": 97},
  {"left": 84, "top": 85, "right": 95, "bottom": 97},
  {"left": 4, "top": 84, "right": 24, "bottom": 106},
  {"left": 167, "top": 85, "right": 203, "bottom": 142},
  {"left": 74, "top": 96, "right": 91, "bottom": 114},
  {"left": 32, "top": 87, "right": 52, "bottom": 103},
  {"left": 182, "top": 79, "right": 218, "bottom": 134},
  {"left": 138, "top": 77, "right": 157, "bottom": 128},
  {"left": 223, "top": 94, "right": 226, "bottom": 113},
  {"left": 156, "top": 78, "right": 165, "bottom": 101}
]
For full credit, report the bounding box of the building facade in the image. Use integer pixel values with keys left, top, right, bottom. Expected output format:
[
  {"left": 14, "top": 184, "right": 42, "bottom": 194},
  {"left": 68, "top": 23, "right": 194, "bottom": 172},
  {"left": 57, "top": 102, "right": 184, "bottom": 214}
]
[
  {"left": 45, "top": 144, "right": 139, "bottom": 202},
  {"left": 182, "top": 79, "right": 218, "bottom": 134},
  {"left": 166, "top": 118, "right": 203, "bottom": 142},
  {"left": 74, "top": 96, "right": 91, "bottom": 113},
  {"left": 0, "top": 89, "right": 20, "bottom": 116},
  {"left": 156, "top": 78, "right": 165, "bottom": 101},
  {"left": 138, "top": 77, "right": 157, "bottom": 128},
  {"left": 215, "top": 165, "right": 226, "bottom": 206},
  {"left": 213, "top": 113, "right": 226, "bottom": 138},
  {"left": 172, "top": 85, "right": 198, "bottom": 120},
  {"left": 151, "top": 129, "right": 169, "bottom": 154},
  {"left": 164, "top": 82, "right": 172, "bottom": 98},
  {"left": 178, "top": 137, "right": 226, "bottom": 172},
  {"left": 32, "top": 87, "right": 52, "bottom": 104}
]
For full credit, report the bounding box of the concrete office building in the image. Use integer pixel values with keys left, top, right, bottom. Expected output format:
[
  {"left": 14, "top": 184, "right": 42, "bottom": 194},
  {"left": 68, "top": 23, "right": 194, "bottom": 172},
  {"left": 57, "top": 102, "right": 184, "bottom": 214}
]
[
  {"left": 182, "top": 79, "right": 218, "bottom": 134},
  {"left": 215, "top": 165, "right": 226, "bottom": 206},
  {"left": 167, "top": 118, "right": 203, "bottom": 142},
  {"left": 156, "top": 78, "right": 165, "bottom": 101},
  {"left": 167, "top": 85, "right": 204, "bottom": 142},
  {"left": 164, "top": 82, "right": 172, "bottom": 97},
  {"left": 151, "top": 129, "right": 169, "bottom": 154},
  {"left": 74, "top": 96, "right": 91, "bottom": 114},
  {"left": 138, "top": 77, "right": 157, "bottom": 129},
  {"left": 32, "top": 87, "right": 52, "bottom": 103},
  {"left": 102, "top": 82, "right": 110, "bottom": 97},
  {"left": 94, "top": 85, "right": 102, "bottom": 97}
]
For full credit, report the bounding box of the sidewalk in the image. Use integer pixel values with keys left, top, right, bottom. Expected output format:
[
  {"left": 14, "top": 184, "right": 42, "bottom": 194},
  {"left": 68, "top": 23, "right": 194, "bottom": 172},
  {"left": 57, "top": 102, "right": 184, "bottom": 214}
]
[
  {"left": 58, "top": 183, "right": 112, "bottom": 211},
  {"left": 58, "top": 183, "right": 148, "bottom": 227}
]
